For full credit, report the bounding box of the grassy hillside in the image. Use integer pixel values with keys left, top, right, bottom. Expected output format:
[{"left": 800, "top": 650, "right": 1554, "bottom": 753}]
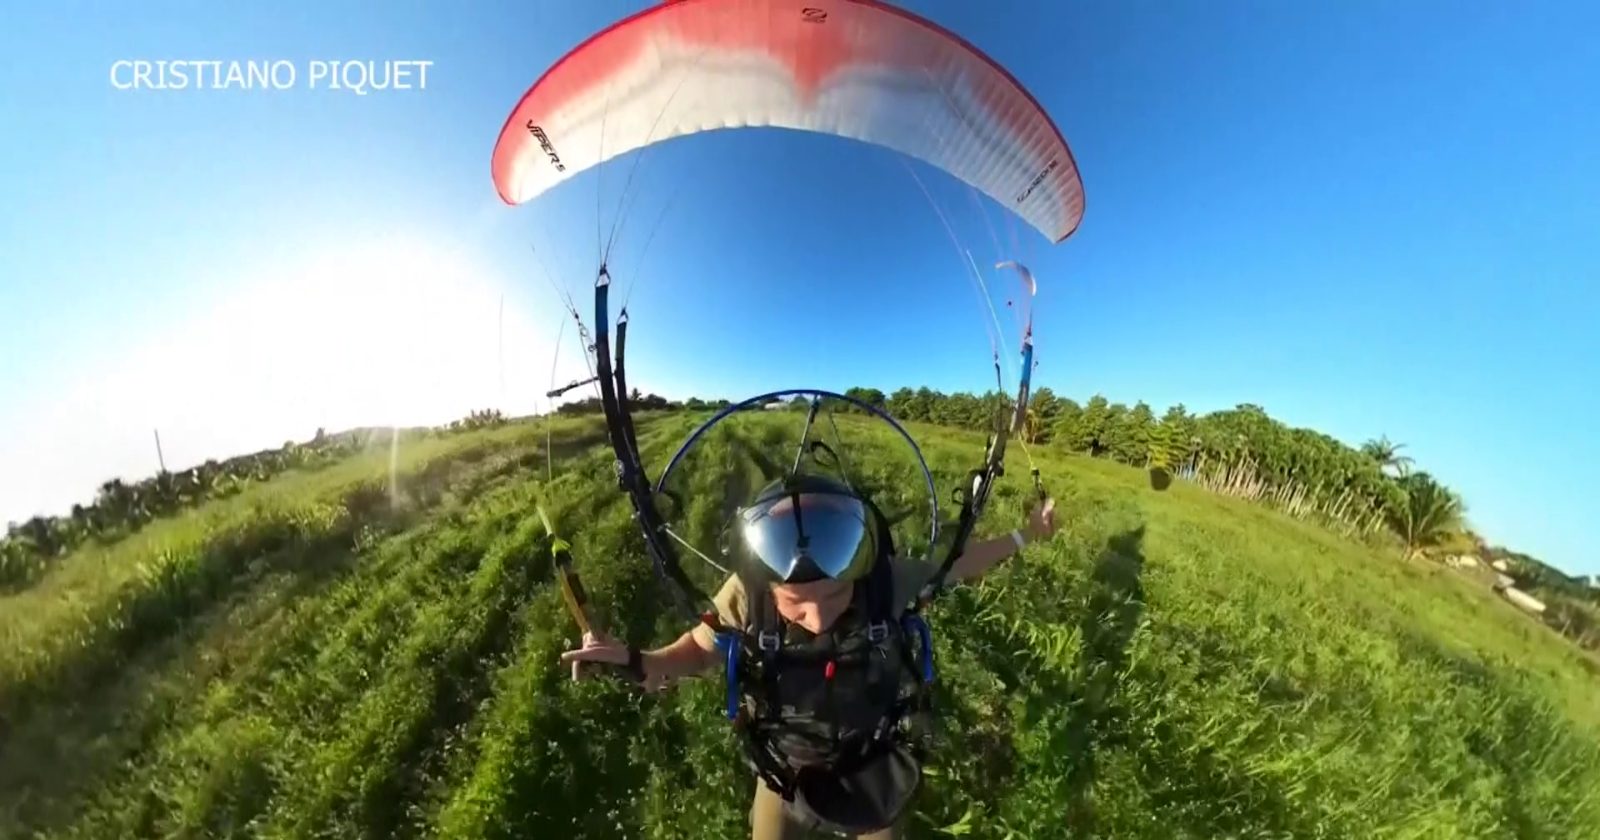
[{"left": 1, "top": 410, "right": 1596, "bottom": 839}]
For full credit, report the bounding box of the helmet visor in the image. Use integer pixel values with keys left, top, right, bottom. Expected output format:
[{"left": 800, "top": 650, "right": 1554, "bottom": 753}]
[{"left": 738, "top": 489, "right": 874, "bottom": 582}]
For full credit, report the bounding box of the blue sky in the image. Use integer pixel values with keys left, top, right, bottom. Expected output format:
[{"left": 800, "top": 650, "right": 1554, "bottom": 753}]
[{"left": 2, "top": 1, "right": 1596, "bottom": 575}]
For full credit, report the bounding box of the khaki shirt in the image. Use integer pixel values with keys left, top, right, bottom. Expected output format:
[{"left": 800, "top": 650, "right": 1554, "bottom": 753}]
[{"left": 690, "top": 557, "right": 939, "bottom": 651}]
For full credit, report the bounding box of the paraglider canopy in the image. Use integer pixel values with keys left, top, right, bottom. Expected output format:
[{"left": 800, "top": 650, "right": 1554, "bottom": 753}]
[{"left": 492, "top": 0, "right": 1085, "bottom": 242}]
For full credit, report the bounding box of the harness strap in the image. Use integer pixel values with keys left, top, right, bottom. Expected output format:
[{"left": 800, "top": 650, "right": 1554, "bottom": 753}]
[
  {"left": 727, "top": 496, "right": 930, "bottom": 800},
  {"left": 739, "top": 565, "right": 785, "bottom": 731},
  {"left": 864, "top": 539, "right": 894, "bottom": 632},
  {"left": 741, "top": 718, "right": 800, "bottom": 796}
]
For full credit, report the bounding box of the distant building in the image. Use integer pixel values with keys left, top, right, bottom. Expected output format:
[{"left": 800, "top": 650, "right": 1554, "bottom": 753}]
[
  {"left": 1500, "top": 587, "right": 1547, "bottom": 615},
  {"left": 1491, "top": 558, "right": 1510, "bottom": 572}
]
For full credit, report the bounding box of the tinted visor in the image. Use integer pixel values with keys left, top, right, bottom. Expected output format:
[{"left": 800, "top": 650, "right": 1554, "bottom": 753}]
[{"left": 738, "top": 488, "right": 874, "bottom": 582}]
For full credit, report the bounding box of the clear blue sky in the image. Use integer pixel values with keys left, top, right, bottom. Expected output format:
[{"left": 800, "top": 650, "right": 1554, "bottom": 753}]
[{"left": 2, "top": 1, "right": 1596, "bottom": 575}]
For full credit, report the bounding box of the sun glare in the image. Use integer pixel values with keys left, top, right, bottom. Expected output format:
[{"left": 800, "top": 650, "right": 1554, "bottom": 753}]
[
  {"left": 164, "top": 238, "right": 552, "bottom": 435},
  {"left": 1, "top": 237, "right": 570, "bottom": 521}
]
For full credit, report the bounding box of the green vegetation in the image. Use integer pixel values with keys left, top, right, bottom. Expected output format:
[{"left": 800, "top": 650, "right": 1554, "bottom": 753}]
[
  {"left": 0, "top": 422, "right": 510, "bottom": 591},
  {"left": 1, "top": 408, "right": 1597, "bottom": 838},
  {"left": 1491, "top": 547, "right": 1600, "bottom": 653},
  {"left": 830, "top": 386, "right": 1600, "bottom": 654}
]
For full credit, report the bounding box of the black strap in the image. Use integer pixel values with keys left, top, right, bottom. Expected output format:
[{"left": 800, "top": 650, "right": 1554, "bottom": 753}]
[
  {"left": 864, "top": 543, "right": 894, "bottom": 628},
  {"left": 869, "top": 499, "right": 897, "bottom": 571},
  {"left": 731, "top": 497, "right": 923, "bottom": 799},
  {"left": 868, "top": 497, "right": 904, "bottom": 619},
  {"left": 738, "top": 566, "right": 782, "bottom": 645},
  {"left": 626, "top": 646, "right": 645, "bottom": 683},
  {"left": 738, "top": 565, "right": 784, "bottom": 727},
  {"left": 741, "top": 717, "right": 800, "bottom": 797}
]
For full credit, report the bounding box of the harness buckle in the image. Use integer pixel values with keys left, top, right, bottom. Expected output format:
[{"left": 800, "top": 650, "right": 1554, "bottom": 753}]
[
  {"left": 758, "top": 631, "right": 781, "bottom": 652},
  {"left": 867, "top": 621, "right": 890, "bottom": 643}
]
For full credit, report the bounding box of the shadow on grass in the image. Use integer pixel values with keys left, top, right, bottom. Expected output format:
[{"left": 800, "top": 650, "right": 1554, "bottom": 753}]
[
  {"left": 1061, "top": 526, "right": 1147, "bottom": 831},
  {"left": 1392, "top": 632, "right": 1586, "bottom": 840},
  {"left": 0, "top": 542, "right": 361, "bottom": 838},
  {"left": 347, "top": 540, "right": 551, "bottom": 839},
  {"left": 728, "top": 428, "right": 786, "bottom": 485},
  {"left": 503, "top": 557, "right": 666, "bottom": 838},
  {"left": 0, "top": 440, "right": 573, "bottom": 839},
  {"left": 1148, "top": 467, "right": 1173, "bottom": 492}
]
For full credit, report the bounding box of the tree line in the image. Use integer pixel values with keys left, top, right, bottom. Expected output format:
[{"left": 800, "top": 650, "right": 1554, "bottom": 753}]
[
  {"left": 839, "top": 385, "right": 1600, "bottom": 649},
  {"left": 553, "top": 390, "right": 729, "bottom": 416},
  {"left": 0, "top": 418, "right": 498, "bottom": 590},
  {"left": 555, "top": 384, "right": 1451, "bottom": 562},
  {"left": 11, "top": 390, "right": 1593, "bottom": 649},
  {"left": 0, "top": 430, "right": 368, "bottom": 588},
  {"left": 548, "top": 384, "right": 1484, "bottom": 567}
]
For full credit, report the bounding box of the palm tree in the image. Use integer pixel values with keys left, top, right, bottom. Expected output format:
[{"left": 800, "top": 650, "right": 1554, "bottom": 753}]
[
  {"left": 1022, "top": 406, "right": 1044, "bottom": 445},
  {"left": 96, "top": 478, "right": 131, "bottom": 520},
  {"left": 1361, "top": 435, "right": 1414, "bottom": 477},
  {"left": 1385, "top": 472, "right": 1464, "bottom": 560}
]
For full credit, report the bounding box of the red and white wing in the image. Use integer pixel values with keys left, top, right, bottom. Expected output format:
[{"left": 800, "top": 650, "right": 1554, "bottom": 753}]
[{"left": 491, "top": 0, "right": 1085, "bottom": 243}]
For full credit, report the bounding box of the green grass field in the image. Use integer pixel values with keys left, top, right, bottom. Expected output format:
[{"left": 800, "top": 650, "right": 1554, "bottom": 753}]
[{"left": 2, "top": 410, "right": 1596, "bottom": 839}]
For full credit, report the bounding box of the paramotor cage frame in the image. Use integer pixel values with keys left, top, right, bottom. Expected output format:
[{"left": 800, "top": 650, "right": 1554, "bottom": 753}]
[
  {"left": 654, "top": 388, "right": 941, "bottom": 556},
  {"left": 586, "top": 262, "right": 1038, "bottom": 628}
]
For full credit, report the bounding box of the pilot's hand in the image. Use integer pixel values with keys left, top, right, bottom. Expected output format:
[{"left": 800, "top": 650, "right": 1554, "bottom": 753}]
[
  {"left": 1024, "top": 497, "right": 1058, "bottom": 543},
  {"left": 559, "top": 631, "right": 632, "bottom": 682}
]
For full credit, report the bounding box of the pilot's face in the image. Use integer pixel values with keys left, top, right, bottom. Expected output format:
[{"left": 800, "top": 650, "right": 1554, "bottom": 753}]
[{"left": 770, "top": 577, "right": 853, "bottom": 633}]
